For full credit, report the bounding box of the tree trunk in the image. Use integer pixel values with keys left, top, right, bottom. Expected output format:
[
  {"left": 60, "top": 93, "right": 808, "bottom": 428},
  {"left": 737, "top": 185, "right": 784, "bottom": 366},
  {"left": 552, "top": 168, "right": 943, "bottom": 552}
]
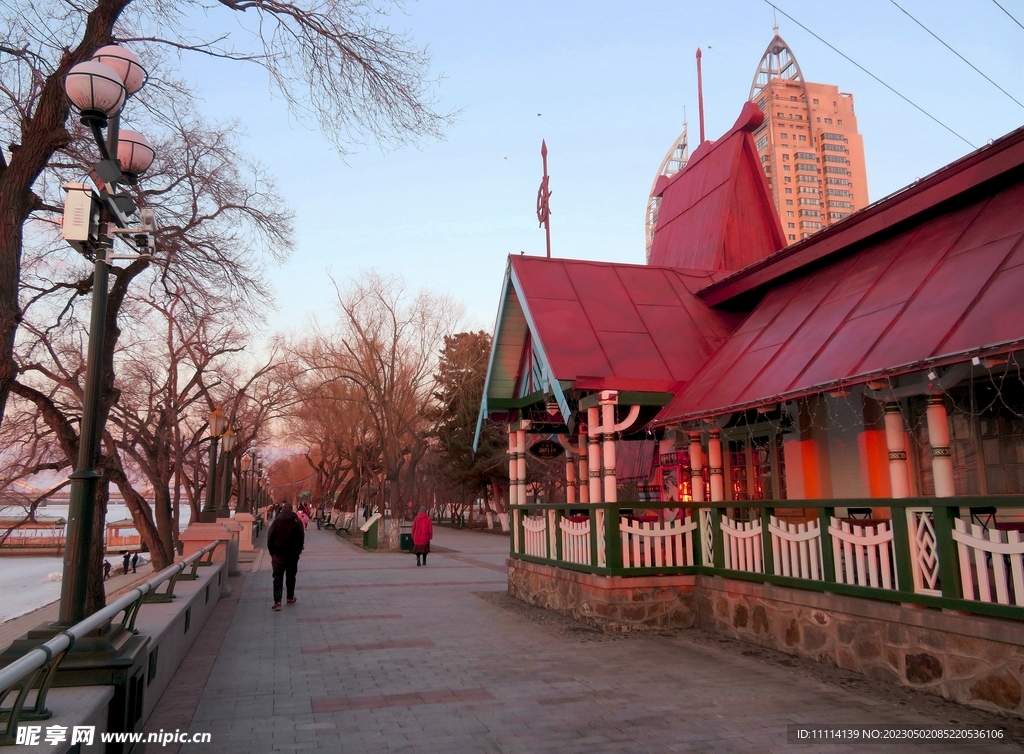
[{"left": 85, "top": 481, "right": 109, "bottom": 616}]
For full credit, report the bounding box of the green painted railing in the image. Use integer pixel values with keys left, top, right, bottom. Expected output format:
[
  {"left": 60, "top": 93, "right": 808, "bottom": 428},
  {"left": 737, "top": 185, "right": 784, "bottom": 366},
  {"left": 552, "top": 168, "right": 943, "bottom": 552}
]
[{"left": 509, "top": 496, "right": 1024, "bottom": 622}]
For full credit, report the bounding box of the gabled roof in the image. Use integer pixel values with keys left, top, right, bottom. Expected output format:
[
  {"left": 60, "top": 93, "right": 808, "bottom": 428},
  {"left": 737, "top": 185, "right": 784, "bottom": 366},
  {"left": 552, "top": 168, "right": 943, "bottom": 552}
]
[
  {"left": 475, "top": 255, "right": 740, "bottom": 445},
  {"left": 647, "top": 102, "right": 786, "bottom": 271},
  {"left": 657, "top": 151, "right": 1024, "bottom": 425}
]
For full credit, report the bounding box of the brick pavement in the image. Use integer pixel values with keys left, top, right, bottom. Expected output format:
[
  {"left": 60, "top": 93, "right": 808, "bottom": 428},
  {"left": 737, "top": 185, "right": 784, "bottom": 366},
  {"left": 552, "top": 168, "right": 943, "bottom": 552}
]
[{"left": 154, "top": 525, "right": 1023, "bottom": 753}]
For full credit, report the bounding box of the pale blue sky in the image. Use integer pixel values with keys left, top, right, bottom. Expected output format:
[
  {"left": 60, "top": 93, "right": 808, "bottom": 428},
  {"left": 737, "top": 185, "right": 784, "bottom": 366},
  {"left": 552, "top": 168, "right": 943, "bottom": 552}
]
[{"left": 176, "top": 0, "right": 1024, "bottom": 333}]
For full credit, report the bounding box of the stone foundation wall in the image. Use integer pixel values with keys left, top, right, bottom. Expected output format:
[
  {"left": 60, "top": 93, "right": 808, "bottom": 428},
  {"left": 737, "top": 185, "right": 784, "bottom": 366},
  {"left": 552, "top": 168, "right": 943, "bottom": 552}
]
[
  {"left": 507, "top": 559, "right": 697, "bottom": 631},
  {"left": 507, "top": 559, "right": 1024, "bottom": 717}
]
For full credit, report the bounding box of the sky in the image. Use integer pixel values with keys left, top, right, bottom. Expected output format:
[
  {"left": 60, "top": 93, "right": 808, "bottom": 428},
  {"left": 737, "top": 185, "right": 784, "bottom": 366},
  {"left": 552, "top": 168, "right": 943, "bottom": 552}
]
[{"left": 175, "top": 0, "right": 1024, "bottom": 335}]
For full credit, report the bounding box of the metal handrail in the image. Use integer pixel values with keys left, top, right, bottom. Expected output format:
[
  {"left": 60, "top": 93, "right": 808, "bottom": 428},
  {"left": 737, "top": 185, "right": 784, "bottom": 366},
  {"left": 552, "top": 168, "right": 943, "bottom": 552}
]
[{"left": 0, "top": 541, "right": 220, "bottom": 745}]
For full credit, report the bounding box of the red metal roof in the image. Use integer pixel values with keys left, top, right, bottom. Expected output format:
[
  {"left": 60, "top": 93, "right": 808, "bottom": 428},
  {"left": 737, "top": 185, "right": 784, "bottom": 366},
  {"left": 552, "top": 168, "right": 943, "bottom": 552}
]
[
  {"left": 699, "top": 123, "right": 1024, "bottom": 307},
  {"left": 657, "top": 176, "right": 1024, "bottom": 424},
  {"left": 648, "top": 102, "right": 785, "bottom": 271},
  {"left": 509, "top": 256, "right": 740, "bottom": 393}
]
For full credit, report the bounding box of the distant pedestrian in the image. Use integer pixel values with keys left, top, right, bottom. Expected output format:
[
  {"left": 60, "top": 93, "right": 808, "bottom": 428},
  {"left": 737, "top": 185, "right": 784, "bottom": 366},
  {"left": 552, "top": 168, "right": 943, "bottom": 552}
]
[
  {"left": 122, "top": 551, "right": 130, "bottom": 575},
  {"left": 314, "top": 505, "right": 324, "bottom": 530},
  {"left": 412, "top": 506, "right": 433, "bottom": 566},
  {"left": 103, "top": 560, "right": 111, "bottom": 580},
  {"left": 131, "top": 553, "right": 139, "bottom": 573},
  {"left": 267, "top": 502, "right": 305, "bottom": 611},
  {"left": 297, "top": 507, "right": 309, "bottom": 529}
]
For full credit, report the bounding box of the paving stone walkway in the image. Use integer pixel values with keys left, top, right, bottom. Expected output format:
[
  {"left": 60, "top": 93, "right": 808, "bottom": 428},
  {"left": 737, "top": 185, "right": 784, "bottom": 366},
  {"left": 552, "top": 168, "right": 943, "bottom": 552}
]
[{"left": 154, "top": 525, "right": 1023, "bottom": 753}]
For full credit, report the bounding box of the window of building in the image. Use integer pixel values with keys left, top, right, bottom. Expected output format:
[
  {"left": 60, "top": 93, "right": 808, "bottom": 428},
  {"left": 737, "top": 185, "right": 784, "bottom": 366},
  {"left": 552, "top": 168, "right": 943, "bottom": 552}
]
[
  {"left": 816, "top": 117, "right": 821, "bottom": 122},
  {"left": 826, "top": 167, "right": 850, "bottom": 175},
  {"left": 782, "top": 153, "right": 790, "bottom": 160},
  {"left": 822, "top": 143, "right": 847, "bottom": 153},
  {"left": 795, "top": 163, "right": 817, "bottom": 172},
  {"left": 830, "top": 200, "right": 853, "bottom": 209},
  {"left": 789, "top": 234, "right": 796, "bottom": 240},
  {"left": 799, "top": 209, "right": 821, "bottom": 217},
  {"left": 826, "top": 189, "right": 852, "bottom": 197},
  {"left": 837, "top": 119, "right": 843, "bottom": 125},
  {"left": 826, "top": 177, "right": 851, "bottom": 186},
  {"left": 787, "top": 222, "right": 795, "bottom": 228},
  {"left": 798, "top": 198, "right": 821, "bottom": 206},
  {"left": 785, "top": 199, "right": 794, "bottom": 205},
  {"left": 795, "top": 152, "right": 815, "bottom": 160},
  {"left": 756, "top": 135, "right": 768, "bottom": 150},
  {"left": 784, "top": 188, "right": 792, "bottom": 194},
  {"left": 797, "top": 187, "right": 817, "bottom": 195},
  {"left": 777, "top": 112, "right": 785, "bottom": 119},
  {"left": 821, "top": 132, "right": 845, "bottom": 141},
  {"left": 799, "top": 135, "right": 807, "bottom": 141},
  {"left": 824, "top": 155, "right": 849, "bottom": 163},
  {"left": 829, "top": 212, "right": 850, "bottom": 220},
  {"left": 797, "top": 175, "right": 817, "bottom": 183},
  {"left": 795, "top": 114, "right": 802, "bottom": 120},
  {"left": 780, "top": 133, "right": 788, "bottom": 139},
  {"left": 813, "top": 98, "right": 819, "bottom": 105},
  {"left": 824, "top": 118, "right": 832, "bottom": 124},
  {"left": 757, "top": 98, "right": 767, "bottom": 111},
  {"left": 764, "top": 166, "right": 772, "bottom": 173},
  {"left": 787, "top": 210, "right": 794, "bottom": 217},
  {"left": 724, "top": 433, "right": 787, "bottom": 502},
  {"left": 784, "top": 176, "right": 791, "bottom": 182},
  {"left": 800, "top": 221, "right": 823, "bottom": 229}
]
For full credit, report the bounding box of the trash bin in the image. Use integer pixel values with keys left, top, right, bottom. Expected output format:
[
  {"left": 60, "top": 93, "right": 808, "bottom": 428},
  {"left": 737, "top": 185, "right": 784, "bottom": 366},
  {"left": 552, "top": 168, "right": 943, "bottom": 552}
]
[
  {"left": 361, "top": 514, "right": 380, "bottom": 549},
  {"left": 400, "top": 533, "right": 413, "bottom": 552}
]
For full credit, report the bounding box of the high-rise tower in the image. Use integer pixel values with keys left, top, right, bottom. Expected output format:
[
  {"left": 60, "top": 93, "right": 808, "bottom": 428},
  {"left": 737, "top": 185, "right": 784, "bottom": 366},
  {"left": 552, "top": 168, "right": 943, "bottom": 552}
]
[
  {"left": 750, "top": 34, "right": 868, "bottom": 243},
  {"left": 645, "top": 122, "right": 689, "bottom": 262}
]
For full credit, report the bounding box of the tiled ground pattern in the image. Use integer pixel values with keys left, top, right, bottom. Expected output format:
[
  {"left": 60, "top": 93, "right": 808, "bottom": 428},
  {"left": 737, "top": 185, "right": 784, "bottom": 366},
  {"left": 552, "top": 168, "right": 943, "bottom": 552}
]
[{"left": 153, "top": 526, "right": 1022, "bottom": 753}]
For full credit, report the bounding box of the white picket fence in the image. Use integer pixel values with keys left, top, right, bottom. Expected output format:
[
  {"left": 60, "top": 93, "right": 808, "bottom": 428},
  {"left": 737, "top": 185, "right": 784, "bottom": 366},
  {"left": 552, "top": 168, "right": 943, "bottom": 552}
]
[
  {"left": 828, "top": 517, "right": 897, "bottom": 590},
  {"left": 953, "top": 519, "right": 1024, "bottom": 606},
  {"left": 522, "top": 515, "right": 548, "bottom": 559},
  {"left": 619, "top": 515, "right": 696, "bottom": 568},
  {"left": 768, "top": 516, "right": 824, "bottom": 581},
  {"left": 721, "top": 515, "right": 763, "bottom": 573},
  {"left": 560, "top": 517, "right": 591, "bottom": 566}
]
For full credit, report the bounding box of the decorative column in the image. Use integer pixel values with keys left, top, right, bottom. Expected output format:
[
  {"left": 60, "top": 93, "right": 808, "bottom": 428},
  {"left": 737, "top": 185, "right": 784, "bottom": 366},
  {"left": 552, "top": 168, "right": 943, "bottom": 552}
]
[
  {"left": 564, "top": 448, "right": 577, "bottom": 505},
  {"left": 708, "top": 429, "right": 724, "bottom": 502},
  {"left": 508, "top": 427, "right": 518, "bottom": 509},
  {"left": 926, "top": 395, "right": 955, "bottom": 497},
  {"left": 884, "top": 402, "right": 912, "bottom": 498},
  {"left": 587, "top": 406, "right": 602, "bottom": 503},
  {"left": 688, "top": 432, "right": 705, "bottom": 503},
  {"left": 516, "top": 424, "right": 528, "bottom": 506},
  {"left": 600, "top": 392, "right": 618, "bottom": 504},
  {"left": 577, "top": 426, "right": 590, "bottom": 503}
]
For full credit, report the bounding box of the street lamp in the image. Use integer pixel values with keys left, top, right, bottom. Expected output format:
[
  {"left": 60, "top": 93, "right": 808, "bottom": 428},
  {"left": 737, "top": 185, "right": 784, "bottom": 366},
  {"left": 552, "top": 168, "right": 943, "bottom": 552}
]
[
  {"left": 199, "top": 405, "right": 228, "bottom": 523},
  {"left": 239, "top": 452, "right": 252, "bottom": 514},
  {"left": 216, "top": 426, "right": 236, "bottom": 518},
  {"left": 57, "top": 44, "right": 155, "bottom": 626}
]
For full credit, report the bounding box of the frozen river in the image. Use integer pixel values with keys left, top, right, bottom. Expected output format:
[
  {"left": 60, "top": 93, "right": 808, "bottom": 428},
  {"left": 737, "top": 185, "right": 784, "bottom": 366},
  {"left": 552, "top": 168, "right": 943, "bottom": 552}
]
[
  {"left": 0, "top": 503, "right": 193, "bottom": 624},
  {"left": 0, "top": 556, "right": 64, "bottom": 623}
]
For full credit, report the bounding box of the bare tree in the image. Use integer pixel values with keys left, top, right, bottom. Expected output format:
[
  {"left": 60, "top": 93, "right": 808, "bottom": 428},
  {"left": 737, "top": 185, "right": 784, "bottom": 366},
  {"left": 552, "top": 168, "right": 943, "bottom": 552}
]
[
  {"left": 292, "top": 271, "right": 461, "bottom": 546},
  {"left": 0, "top": 0, "right": 451, "bottom": 424}
]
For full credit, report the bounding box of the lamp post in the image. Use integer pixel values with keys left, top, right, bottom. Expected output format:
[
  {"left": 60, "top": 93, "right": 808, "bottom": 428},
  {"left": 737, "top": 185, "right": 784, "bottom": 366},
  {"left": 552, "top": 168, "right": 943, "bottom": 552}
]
[
  {"left": 216, "top": 426, "right": 236, "bottom": 518},
  {"left": 240, "top": 452, "right": 252, "bottom": 514},
  {"left": 199, "top": 405, "right": 228, "bottom": 523},
  {"left": 57, "top": 45, "right": 154, "bottom": 626}
]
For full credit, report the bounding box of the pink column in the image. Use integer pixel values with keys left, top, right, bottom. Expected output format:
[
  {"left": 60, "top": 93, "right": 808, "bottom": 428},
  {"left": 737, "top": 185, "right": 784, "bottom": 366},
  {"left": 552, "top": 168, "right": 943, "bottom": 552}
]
[
  {"left": 601, "top": 396, "right": 617, "bottom": 504},
  {"left": 884, "top": 403, "right": 911, "bottom": 498},
  {"left": 577, "top": 426, "right": 590, "bottom": 503},
  {"left": 708, "top": 429, "right": 724, "bottom": 502},
  {"left": 926, "top": 395, "right": 955, "bottom": 497},
  {"left": 688, "top": 431, "right": 705, "bottom": 503},
  {"left": 587, "top": 407, "right": 602, "bottom": 503}
]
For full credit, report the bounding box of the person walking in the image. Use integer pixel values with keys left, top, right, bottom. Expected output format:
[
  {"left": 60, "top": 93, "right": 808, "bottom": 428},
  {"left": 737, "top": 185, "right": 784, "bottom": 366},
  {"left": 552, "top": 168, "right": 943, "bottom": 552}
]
[
  {"left": 267, "top": 502, "right": 305, "bottom": 611},
  {"left": 297, "top": 506, "right": 309, "bottom": 529},
  {"left": 131, "top": 552, "right": 139, "bottom": 573},
  {"left": 412, "top": 506, "right": 433, "bottom": 566},
  {"left": 122, "top": 551, "right": 130, "bottom": 575},
  {"left": 314, "top": 505, "right": 324, "bottom": 530}
]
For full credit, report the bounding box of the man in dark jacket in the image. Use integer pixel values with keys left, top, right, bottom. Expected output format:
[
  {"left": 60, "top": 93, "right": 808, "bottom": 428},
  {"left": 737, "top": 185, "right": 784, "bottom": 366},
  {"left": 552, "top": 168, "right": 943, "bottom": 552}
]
[{"left": 267, "top": 502, "right": 305, "bottom": 610}]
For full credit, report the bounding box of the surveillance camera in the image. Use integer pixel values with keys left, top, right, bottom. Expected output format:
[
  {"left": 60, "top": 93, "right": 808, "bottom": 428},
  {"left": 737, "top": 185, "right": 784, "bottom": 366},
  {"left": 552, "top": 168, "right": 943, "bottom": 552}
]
[{"left": 139, "top": 207, "right": 157, "bottom": 233}]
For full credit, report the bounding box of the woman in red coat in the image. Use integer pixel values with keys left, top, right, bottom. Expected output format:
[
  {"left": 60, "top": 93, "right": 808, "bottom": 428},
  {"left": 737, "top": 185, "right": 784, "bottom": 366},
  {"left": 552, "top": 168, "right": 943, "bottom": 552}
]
[{"left": 411, "top": 506, "right": 433, "bottom": 566}]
